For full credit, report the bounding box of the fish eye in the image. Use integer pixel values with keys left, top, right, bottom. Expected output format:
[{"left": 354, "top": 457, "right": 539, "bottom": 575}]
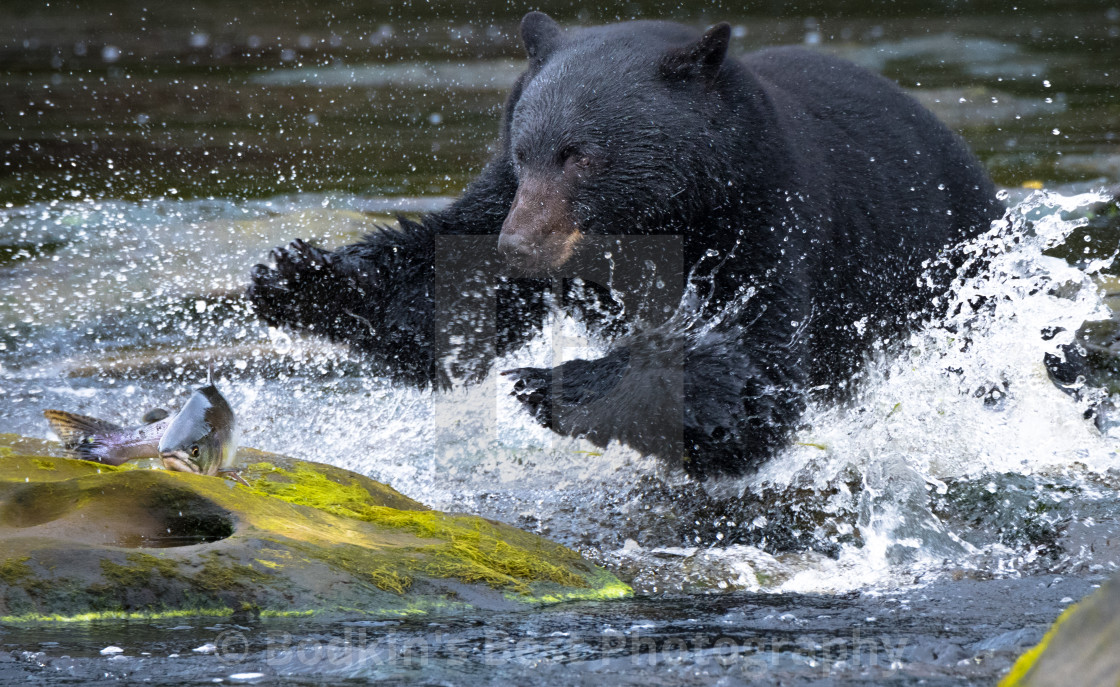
[{"left": 190, "top": 445, "right": 200, "bottom": 458}]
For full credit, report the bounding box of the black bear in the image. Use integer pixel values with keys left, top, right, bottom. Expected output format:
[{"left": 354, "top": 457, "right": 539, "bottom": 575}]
[{"left": 249, "top": 13, "right": 1003, "bottom": 477}]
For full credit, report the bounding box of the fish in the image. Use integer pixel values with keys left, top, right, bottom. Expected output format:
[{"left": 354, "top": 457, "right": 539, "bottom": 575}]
[
  {"left": 43, "top": 384, "right": 239, "bottom": 477},
  {"left": 155, "top": 385, "right": 238, "bottom": 476}
]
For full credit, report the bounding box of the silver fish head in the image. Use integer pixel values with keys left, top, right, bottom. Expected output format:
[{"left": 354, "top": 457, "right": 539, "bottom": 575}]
[{"left": 158, "top": 385, "right": 238, "bottom": 476}]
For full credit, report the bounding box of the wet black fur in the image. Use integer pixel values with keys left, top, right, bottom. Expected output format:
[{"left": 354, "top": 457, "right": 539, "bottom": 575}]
[{"left": 249, "top": 15, "right": 1003, "bottom": 478}]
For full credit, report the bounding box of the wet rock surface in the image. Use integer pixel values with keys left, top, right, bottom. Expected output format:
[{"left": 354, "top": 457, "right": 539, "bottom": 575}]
[
  {"left": 0, "top": 435, "right": 628, "bottom": 622},
  {"left": 1002, "top": 569, "right": 1120, "bottom": 686},
  {"left": 1043, "top": 193, "right": 1120, "bottom": 430}
]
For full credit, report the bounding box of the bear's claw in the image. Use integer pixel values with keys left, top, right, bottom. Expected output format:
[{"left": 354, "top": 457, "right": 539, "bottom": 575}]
[
  {"left": 247, "top": 239, "right": 347, "bottom": 331},
  {"left": 502, "top": 367, "right": 554, "bottom": 426}
]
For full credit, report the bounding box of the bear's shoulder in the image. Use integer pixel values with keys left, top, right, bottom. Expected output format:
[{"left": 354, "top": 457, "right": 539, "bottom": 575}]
[{"left": 736, "top": 46, "right": 943, "bottom": 140}]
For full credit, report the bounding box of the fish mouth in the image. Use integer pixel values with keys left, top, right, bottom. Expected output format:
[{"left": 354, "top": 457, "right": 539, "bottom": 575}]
[{"left": 160, "top": 451, "right": 202, "bottom": 474}]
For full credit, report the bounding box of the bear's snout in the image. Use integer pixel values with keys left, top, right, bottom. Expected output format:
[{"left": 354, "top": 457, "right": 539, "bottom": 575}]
[{"left": 499, "top": 177, "right": 582, "bottom": 275}]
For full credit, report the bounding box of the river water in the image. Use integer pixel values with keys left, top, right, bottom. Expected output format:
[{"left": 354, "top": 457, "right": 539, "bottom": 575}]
[{"left": 1, "top": 2, "right": 1119, "bottom": 684}]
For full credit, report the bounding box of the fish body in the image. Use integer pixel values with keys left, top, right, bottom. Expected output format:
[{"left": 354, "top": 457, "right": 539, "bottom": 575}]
[
  {"left": 43, "top": 385, "right": 238, "bottom": 476},
  {"left": 41, "top": 410, "right": 171, "bottom": 466}
]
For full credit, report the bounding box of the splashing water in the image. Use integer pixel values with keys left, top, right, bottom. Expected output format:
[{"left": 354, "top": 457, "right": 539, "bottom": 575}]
[
  {"left": 243, "top": 189, "right": 1120, "bottom": 595},
  {"left": 694, "top": 189, "right": 1117, "bottom": 588},
  {"left": 2, "top": 189, "right": 1118, "bottom": 596}
]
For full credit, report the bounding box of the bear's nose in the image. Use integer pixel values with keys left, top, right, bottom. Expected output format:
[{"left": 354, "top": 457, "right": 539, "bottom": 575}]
[{"left": 497, "top": 231, "right": 534, "bottom": 263}]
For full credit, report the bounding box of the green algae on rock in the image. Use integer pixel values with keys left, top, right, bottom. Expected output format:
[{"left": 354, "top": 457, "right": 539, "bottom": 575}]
[{"left": 0, "top": 435, "right": 629, "bottom": 622}]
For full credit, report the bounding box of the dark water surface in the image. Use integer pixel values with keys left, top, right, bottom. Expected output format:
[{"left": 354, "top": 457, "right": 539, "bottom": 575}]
[
  {"left": 2, "top": 2, "right": 1117, "bottom": 203},
  {"left": 2, "top": 1, "right": 1119, "bottom": 685}
]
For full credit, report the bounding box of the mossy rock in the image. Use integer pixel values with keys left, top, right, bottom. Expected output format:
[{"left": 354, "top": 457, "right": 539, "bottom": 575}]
[
  {"left": 1000, "top": 571, "right": 1120, "bottom": 687},
  {"left": 0, "top": 434, "right": 629, "bottom": 622}
]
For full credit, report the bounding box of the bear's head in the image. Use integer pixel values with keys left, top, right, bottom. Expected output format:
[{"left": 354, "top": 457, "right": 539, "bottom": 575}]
[{"left": 497, "top": 12, "right": 734, "bottom": 276}]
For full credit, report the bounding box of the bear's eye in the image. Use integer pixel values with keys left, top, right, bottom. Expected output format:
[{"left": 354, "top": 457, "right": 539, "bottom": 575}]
[
  {"left": 560, "top": 146, "right": 592, "bottom": 169},
  {"left": 513, "top": 149, "right": 528, "bottom": 166}
]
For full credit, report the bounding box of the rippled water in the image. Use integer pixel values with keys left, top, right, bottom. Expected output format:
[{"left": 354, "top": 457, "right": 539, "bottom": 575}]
[
  {"left": 2, "top": 2, "right": 1119, "bottom": 684},
  {"left": 0, "top": 573, "right": 1099, "bottom": 684}
]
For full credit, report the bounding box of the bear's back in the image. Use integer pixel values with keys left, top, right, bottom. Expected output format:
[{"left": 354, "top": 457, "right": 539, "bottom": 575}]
[
  {"left": 735, "top": 46, "right": 1001, "bottom": 380},
  {"left": 738, "top": 45, "right": 999, "bottom": 238}
]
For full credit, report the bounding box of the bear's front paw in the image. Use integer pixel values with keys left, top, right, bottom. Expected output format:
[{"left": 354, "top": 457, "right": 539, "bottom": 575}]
[
  {"left": 502, "top": 367, "right": 554, "bottom": 426},
  {"left": 247, "top": 239, "right": 358, "bottom": 332},
  {"left": 248, "top": 262, "right": 294, "bottom": 328}
]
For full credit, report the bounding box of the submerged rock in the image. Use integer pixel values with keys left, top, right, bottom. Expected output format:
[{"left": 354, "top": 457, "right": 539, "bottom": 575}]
[
  {"left": 1042, "top": 192, "right": 1120, "bottom": 427},
  {"left": 1000, "top": 571, "right": 1120, "bottom": 687},
  {"left": 0, "top": 434, "right": 628, "bottom": 622}
]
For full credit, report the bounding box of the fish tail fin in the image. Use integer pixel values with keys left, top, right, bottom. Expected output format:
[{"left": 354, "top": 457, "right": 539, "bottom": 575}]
[{"left": 42, "top": 410, "right": 123, "bottom": 460}]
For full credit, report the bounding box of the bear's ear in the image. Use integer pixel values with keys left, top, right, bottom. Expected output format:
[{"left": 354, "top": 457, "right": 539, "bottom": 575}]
[
  {"left": 521, "top": 11, "right": 562, "bottom": 67},
  {"left": 660, "top": 22, "right": 732, "bottom": 85}
]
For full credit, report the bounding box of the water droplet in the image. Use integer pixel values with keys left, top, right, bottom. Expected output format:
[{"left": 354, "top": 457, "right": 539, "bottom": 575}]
[{"left": 269, "top": 327, "right": 293, "bottom": 355}]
